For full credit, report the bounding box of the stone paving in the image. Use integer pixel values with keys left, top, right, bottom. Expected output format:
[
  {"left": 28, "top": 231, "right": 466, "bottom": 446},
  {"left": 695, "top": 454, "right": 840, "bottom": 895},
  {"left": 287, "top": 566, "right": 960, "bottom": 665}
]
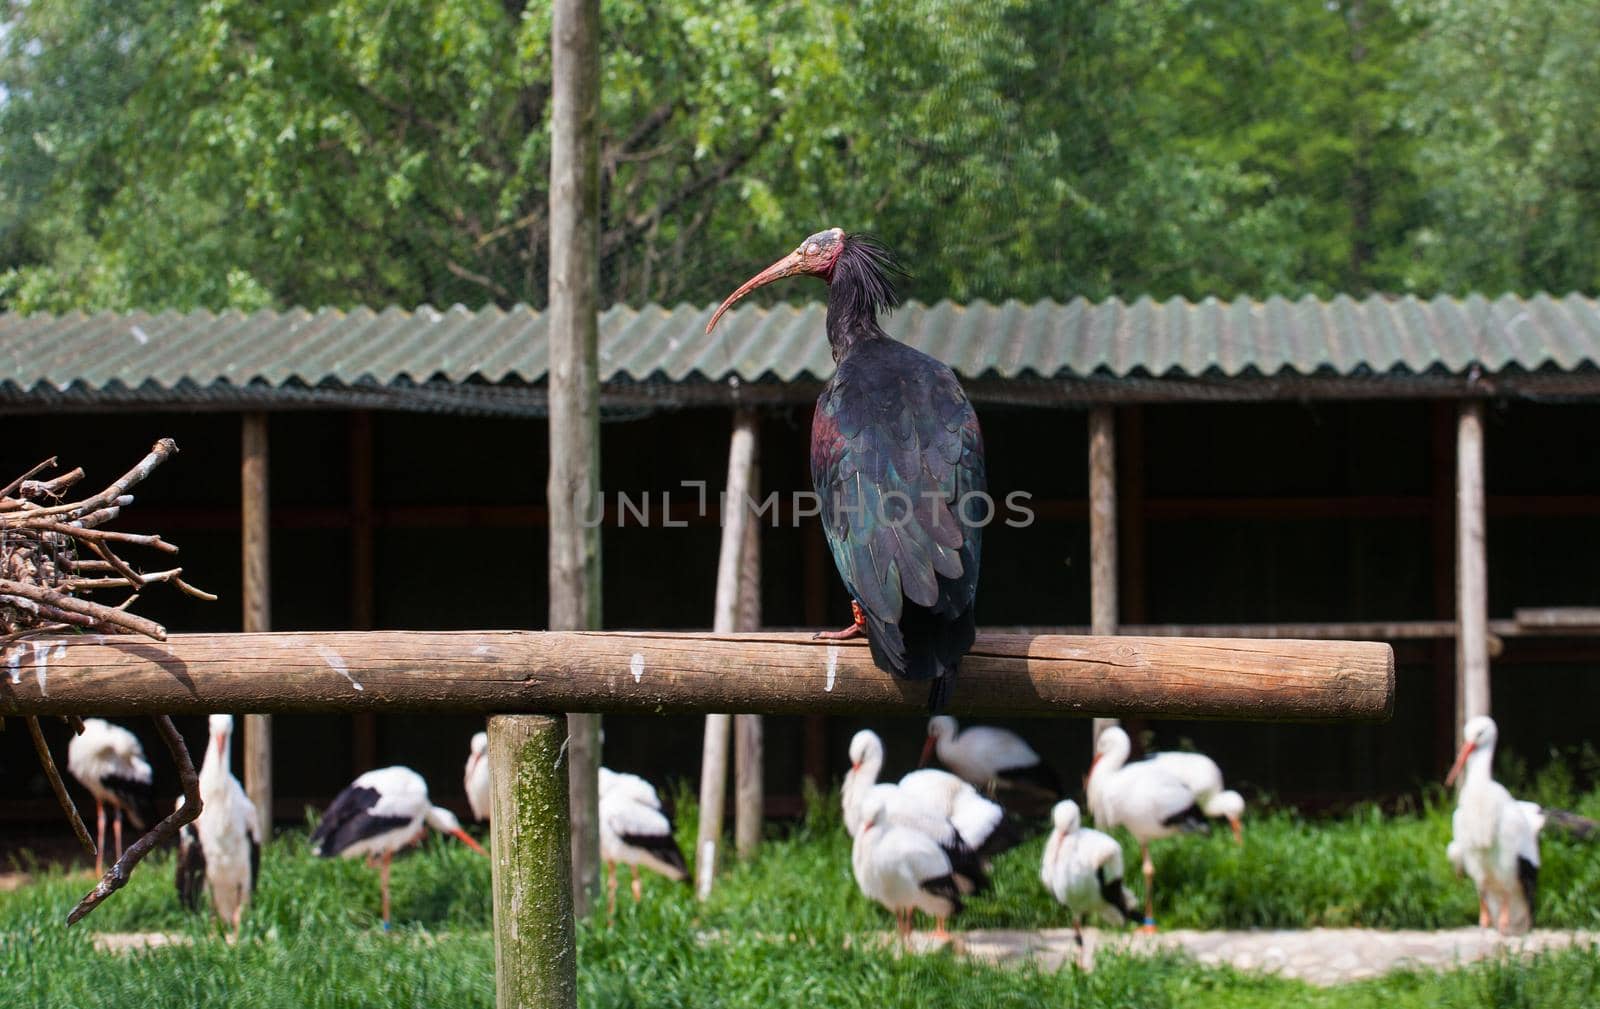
[
  {"left": 72, "top": 922, "right": 1600, "bottom": 985},
  {"left": 914, "top": 926, "right": 1600, "bottom": 987}
]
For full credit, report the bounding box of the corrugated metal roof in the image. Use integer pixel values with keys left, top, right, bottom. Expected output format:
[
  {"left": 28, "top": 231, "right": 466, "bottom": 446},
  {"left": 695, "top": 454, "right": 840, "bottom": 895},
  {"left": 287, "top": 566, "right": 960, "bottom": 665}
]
[{"left": 2, "top": 294, "right": 1598, "bottom": 414}]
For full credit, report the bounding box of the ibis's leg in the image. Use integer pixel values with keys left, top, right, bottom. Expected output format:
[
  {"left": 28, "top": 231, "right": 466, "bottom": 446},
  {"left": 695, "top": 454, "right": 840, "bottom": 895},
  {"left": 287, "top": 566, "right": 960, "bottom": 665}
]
[
  {"left": 814, "top": 600, "right": 868, "bottom": 641},
  {"left": 1140, "top": 842, "right": 1156, "bottom": 932},
  {"left": 605, "top": 861, "right": 618, "bottom": 918},
  {"left": 380, "top": 850, "right": 392, "bottom": 926},
  {"left": 94, "top": 801, "right": 106, "bottom": 876},
  {"left": 630, "top": 865, "right": 642, "bottom": 903},
  {"left": 1229, "top": 815, "right": 1243, "bottom": 845}
]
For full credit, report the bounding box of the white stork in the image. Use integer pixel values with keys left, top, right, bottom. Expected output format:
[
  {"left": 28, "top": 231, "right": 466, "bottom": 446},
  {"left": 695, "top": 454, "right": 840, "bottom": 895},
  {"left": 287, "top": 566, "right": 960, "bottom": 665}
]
[
  {"left": 1039, "top": 799, "right": 1138, "bottom": 963},
  {"left": 1085, "top": 726, "right": 1207, "bottom": 930},
  {"left": 1445, "top": 716, "right": 1539, "bottom": 934},
  {"left": 66, "top": 718, "right": 154, "bottom": 875},
  {"left": 896, "top": 768, "right": 1019, "bottom": 860},
  {"left": 597, "top": 767, "right": 688, "bottom": 915},
  {"left": 845, "top": 729, "right": 1016, "bottom": 857},
  {"left": 922, "top": 715, "right": 1061, "bottom": 815},
  {"left": 464, "top": 731, "right": 491, "bottom": 822},
  {"left": 858, "top": 781, "right": 989, "bottom": 926},
  {"left": 311, "top": 766, "right": 486, "bottom": 926},
  {"left": 851, "top": 789, "right": 964, "bottom": 946},
  {"left": 1144, "top": 749, "right": 1245, "bottom": 843},
  {"left": 175, "top": 715, "right": 261, "bottom": 934},
  {"left": 842, "top": 729, "right": 885, "bottom": 838}
]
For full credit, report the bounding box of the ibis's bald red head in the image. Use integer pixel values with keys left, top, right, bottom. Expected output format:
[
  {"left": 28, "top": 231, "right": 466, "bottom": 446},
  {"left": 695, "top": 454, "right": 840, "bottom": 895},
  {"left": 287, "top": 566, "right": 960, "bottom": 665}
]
[{"left": 705, "top": 227, "right": 846, "bottom": 334}]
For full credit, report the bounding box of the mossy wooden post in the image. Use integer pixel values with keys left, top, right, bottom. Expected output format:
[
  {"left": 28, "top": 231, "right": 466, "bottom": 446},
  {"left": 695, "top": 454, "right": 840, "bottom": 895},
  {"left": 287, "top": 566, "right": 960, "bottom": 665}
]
[{"left": 489, "top": 714, "right": 577, "bottom": 1009}]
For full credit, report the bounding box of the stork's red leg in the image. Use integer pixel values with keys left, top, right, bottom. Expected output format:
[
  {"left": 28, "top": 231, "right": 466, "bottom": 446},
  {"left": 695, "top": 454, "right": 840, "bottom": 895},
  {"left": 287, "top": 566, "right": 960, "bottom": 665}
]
[
  {"left": 94, "top": 801, "right": 107, "bottom": 877},
  {"left": 814, "top": 600, "right": 868, "bottom": 641}
]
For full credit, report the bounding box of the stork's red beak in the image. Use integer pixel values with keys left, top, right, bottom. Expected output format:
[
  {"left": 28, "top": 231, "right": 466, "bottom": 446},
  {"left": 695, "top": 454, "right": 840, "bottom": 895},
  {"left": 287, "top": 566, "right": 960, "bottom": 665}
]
[
  {"left": 918, "top": 734, "right": 937, "bottom": 768},
  {"left": 706, "top": 250, "right": 812, "bottom": 334},
  {"left": 1444, "top": 741, "right": 1475, "bottom": 788},
  {"left": 452, "top": 828, "right": 488, "bottom": 857}
]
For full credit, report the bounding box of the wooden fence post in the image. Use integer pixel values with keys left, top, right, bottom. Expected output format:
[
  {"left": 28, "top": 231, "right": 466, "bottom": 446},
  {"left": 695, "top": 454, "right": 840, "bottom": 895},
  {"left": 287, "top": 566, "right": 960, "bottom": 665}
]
[
  {"left": 489, "top": 714, "right": 577, "bottom": 1009},
  {"left": 548, "top": 0, "right": 603, "bottom": 918},
  {"left": 241, "top": 413, "right": 273, "bottom": 836},
  {"left": 695, "top": 411, "right": 758, "bottom": 897},
  {"left": 734, "top": 454, "right": 764, "bottom": 859}
]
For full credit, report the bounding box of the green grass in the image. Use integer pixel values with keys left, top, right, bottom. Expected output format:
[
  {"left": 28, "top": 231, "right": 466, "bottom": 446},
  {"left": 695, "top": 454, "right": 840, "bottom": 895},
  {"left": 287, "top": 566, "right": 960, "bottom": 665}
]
[{"left": 2, "top": 775, "right": 1598, "bottom": 1008}]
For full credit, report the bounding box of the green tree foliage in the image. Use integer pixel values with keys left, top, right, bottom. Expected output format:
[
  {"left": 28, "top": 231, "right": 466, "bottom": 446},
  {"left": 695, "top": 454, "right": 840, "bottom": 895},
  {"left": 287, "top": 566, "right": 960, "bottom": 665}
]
[{"left": 0, "top": 0, "right": 1595, "bottom": 314}]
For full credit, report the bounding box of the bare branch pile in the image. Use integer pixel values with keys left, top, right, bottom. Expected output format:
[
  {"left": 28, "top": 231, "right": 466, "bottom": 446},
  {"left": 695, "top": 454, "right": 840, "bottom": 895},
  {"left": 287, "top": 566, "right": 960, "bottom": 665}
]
[
  {"left": 1, "top": 438, "right": 215, "bottom": 640},
  {"left": 0, "top": 439, "right": 214, "bottom": 925}
]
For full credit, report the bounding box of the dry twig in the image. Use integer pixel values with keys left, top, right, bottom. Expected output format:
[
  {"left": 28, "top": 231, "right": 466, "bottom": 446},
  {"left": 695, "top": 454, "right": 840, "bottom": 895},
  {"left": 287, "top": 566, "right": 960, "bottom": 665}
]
[
  {"left": 0, "top": 440, "right": 214, "bottom": 924},
  {"left": 26, "top": 715, "right": 95, "bottom": 856}
]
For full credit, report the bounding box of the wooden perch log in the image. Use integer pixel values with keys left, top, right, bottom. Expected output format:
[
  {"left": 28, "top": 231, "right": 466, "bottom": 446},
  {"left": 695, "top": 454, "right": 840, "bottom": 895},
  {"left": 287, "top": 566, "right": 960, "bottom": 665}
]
[{"left": 0, "top": 631, "right": 1393, "bottom": 722}]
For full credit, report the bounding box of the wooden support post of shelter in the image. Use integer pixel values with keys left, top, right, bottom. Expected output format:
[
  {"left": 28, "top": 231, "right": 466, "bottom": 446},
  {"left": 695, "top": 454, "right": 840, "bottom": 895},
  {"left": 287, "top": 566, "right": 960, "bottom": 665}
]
[
  {"left": 348, "top": 410, "right": 379, "bottom": 774},
  {"left": 240, "top": 412, "right": 272, "bottom": 834},
  {"left": 734, "top": 450, "right": 764, "bottom": 859},
  {"left": 1455, "top": 400, "right": 1489, "bottom": 744},
  {"left": 695, "top": 411, "right": 759, "bottom": 897},
  {"left": 1088, "top": 406, "right": 1119, "bottom": 749},
  {"left": 548, "top": 0, "right": 604, "bottom": 920}
]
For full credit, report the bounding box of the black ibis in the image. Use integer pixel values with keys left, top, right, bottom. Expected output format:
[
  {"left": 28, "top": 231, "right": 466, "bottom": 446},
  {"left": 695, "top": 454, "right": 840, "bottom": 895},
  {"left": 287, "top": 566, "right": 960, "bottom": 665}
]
[{"left": 706, "top": 229, "right": 985, "bottom": 713}]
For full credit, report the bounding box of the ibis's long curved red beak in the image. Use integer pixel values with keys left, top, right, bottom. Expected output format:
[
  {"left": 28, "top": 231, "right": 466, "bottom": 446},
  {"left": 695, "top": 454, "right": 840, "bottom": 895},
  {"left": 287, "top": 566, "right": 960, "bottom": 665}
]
[{"left": 705, "top": 250, "right": 809, "bottom": 334}]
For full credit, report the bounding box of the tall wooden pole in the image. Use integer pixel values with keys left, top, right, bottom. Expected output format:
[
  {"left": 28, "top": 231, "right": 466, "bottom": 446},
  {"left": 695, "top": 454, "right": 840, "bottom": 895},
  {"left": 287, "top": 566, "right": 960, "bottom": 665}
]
[
  {"left": 734, "top": 453, "right": 764, "bottom": 859},
  {"left": 548, "top": 0, "right": 603, "bottom": 918},
  {"left": 1455, "top": 401, "right": 1489, "bottom": 745},
  {"left": 695, "top": 412, "right": 757, "bottom": 897},
  {"left": 489, "top": 714, "right": 577, "bottom": 1009},
  {"left": 1088, "top": 407, "right": 1119, "bottom": 748},
  {"left": 241, "top": 413, "right": 273, "bottom": 837}
]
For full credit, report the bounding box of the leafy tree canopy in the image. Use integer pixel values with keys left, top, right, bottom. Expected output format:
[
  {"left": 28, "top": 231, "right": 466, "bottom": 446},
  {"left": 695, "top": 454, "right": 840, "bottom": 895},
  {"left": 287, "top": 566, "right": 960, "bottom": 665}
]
[{"left": 1, "top": 0, "right": 1595, "bottom": 314}]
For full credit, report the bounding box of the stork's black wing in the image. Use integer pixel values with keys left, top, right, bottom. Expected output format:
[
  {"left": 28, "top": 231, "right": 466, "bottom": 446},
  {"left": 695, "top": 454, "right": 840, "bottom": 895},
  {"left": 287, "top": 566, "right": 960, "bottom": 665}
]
[
  {"left": 310, "top": 784, "right": 408, "bottom": 857},
  {"left": 175, "top": 820, "right": 206, "bottom": 912},
  {"left": 812, "top": 338, "right": 984, "bottom": 710}
]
